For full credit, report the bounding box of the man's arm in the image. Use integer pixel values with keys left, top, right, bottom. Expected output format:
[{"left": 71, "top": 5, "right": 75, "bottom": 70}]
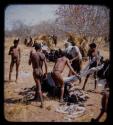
[
  {"left": 67, "top": 58, "right": 81, "bottom": 82},
  {"left": 8, "top": 47, "right": 13, "bottom": 55},
  {"left": 70, "top": 53, "right": 79, "bottom": 62},
  {"left": 96, "top": 51, "right": 101, "bottom": 66},
  {"left": 87, "top": 49, "right": 91, "bottom": 62},
  {"left": 66, "top": 58, "right": 78, "bottom": 76},
  {"left": 96, "top": 57, "right": 100, "bottom": 66},
  {"left": 70, "top": 46, "right": 80, "bottom": 62}
]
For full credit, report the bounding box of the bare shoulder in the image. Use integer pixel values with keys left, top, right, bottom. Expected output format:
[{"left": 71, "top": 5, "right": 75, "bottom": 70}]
[
  {"left": 40, "top": 52, "right": 45, "bottom": 59},
  {"left": 41, "top": 52, "right": 45, "bottom": 56},
  {"left": 17, "top": 45, "right": 21, "bottom": 48},
  {"left": 64, "top": 56, "right": 69, "bottom": 62},
  {"left": 17, "top": 45, "right": 21, "bottom": 50}
]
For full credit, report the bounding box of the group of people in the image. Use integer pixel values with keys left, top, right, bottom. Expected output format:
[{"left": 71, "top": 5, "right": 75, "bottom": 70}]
[
  {"left": 24, "top": 37, "right": 33, "bottom": 47},
  {"left": 8, "top": 38, "right": 110, "bottom": 121}
]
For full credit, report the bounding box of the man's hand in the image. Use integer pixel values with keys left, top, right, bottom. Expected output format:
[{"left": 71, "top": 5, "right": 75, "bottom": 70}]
[
  {"left": 70, "top": 60, "right": 72, "bottom": 64},
  {"left": 8, "top": 49, "right": 13, "bottom": 55}
]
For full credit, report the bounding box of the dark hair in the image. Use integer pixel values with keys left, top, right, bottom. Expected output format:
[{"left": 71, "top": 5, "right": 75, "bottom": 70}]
[
  {"left": 34, "top": 43, "right": 41, "bottom": 50},
  {"left": 70, "top": 41, "right": 75, "bottom": 46},
  {"left": 13, "top": 39, "right": 19, "bottom": 44},
  {"left": 89, "top": 43, "right": 96, "bottom": 48},
  {"left": 60, "top": 50, "right": 66, "bottom": 57}
]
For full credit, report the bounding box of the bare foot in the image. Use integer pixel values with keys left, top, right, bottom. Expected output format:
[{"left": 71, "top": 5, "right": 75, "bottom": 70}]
[
  {"left": 42, "top": 92, "right": 48, "bottom": 98},
  {"left": 59, "top": 99, "right": 64, "bottom": 103},
  {"left": 40, "top": 104, "right": 44, "bottom": 108}
]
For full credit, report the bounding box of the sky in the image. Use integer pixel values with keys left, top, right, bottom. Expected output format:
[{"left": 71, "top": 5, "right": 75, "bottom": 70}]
[{"left": 5, "top": 5, "right": 60, "bottom": 30}]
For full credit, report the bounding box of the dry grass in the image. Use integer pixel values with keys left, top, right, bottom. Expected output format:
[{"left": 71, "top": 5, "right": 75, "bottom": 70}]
[{"left": 4, "top": 37, "right": 109, "bottom": 122}]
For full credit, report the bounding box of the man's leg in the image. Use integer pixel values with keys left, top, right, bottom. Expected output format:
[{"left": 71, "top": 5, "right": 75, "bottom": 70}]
[
  {"left": 57, "top": 75, "right": 64, "bottom": 102},
  {"left": 95, "top": 110, "right": 105, "bottom": 121},
  {"left": 77, "top": 60, "right": 82, "bottom": 83},
  {"left": 82, "top": 74, "right": 90, "bottom": 90},
  {"left": 52, "top": 72, "right": 64, "bottom": 102},
  {"left": 92, "top": 93, "right": 107, "bottom": 121},
  {"left": 15, "top": 62, "right": 20, "bottom": 83},
  {"left": 34, "top": 85, "right": 38, "bottom": 100},
  {"left": 94, "top": 72, "right": 97, "bottom": 90},
  {"left": 9, "top": 62, "right": 14, "bottom": 82},
  {"left": 91, "top": 111, "right": 105, "bottom": 122},
  {"left": 36, "top": 79, "right": 43, "bottom": 108},
  {"left": 60, "top": 84, "right": 64, "bottom": 102},
  {"left": 33, "top": 75, "right": 43, "bottom": 108}
]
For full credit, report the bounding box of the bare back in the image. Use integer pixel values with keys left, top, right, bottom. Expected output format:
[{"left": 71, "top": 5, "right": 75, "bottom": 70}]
[
  {"left": 53, "top": 56, "right": 67, "bottom": 73},
  {"left": 30, "top": 51, "right": 45, "bottom": 75}
]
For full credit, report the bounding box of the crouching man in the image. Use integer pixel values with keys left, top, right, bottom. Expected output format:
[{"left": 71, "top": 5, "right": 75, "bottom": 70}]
[{"left": 51, "top": 51, "right": 81, "bottom": 102}]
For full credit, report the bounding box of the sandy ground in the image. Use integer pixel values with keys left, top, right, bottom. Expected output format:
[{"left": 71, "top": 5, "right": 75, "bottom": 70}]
[{"left": 4, "top": 38, "right": 109, "bottom": 122}]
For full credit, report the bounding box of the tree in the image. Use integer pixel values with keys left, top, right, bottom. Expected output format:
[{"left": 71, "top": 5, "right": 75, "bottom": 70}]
[{"left": 55, "top": 5, "right": 110, "bottom": 38}]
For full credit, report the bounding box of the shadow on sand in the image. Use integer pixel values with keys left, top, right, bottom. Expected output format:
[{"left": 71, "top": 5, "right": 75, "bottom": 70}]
[
  {"left": 4, "top": 86, "right": 38, "bottom": 105},
  {"left": 4, "top": 80, "right": 16, "bottom": 84},
  {"left": 4, "top": 98, "right": 21, "bottom": 104},
  {"left": 86, "top": 90, "right": 101, "bottom": 94}
]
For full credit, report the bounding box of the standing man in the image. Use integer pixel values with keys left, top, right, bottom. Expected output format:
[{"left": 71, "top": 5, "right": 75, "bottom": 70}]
[
  {"left": 29, "top": 43, "right": 48, "bottom": 108},
  {"left": 51, "top": 51, "right": 81, "bottom": 102},
  {"left": 82, "top": 43, "right": 100, "bottom": 90},
  {"left": 8, "top": 38, "right": 21, "bottom": 83}
]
